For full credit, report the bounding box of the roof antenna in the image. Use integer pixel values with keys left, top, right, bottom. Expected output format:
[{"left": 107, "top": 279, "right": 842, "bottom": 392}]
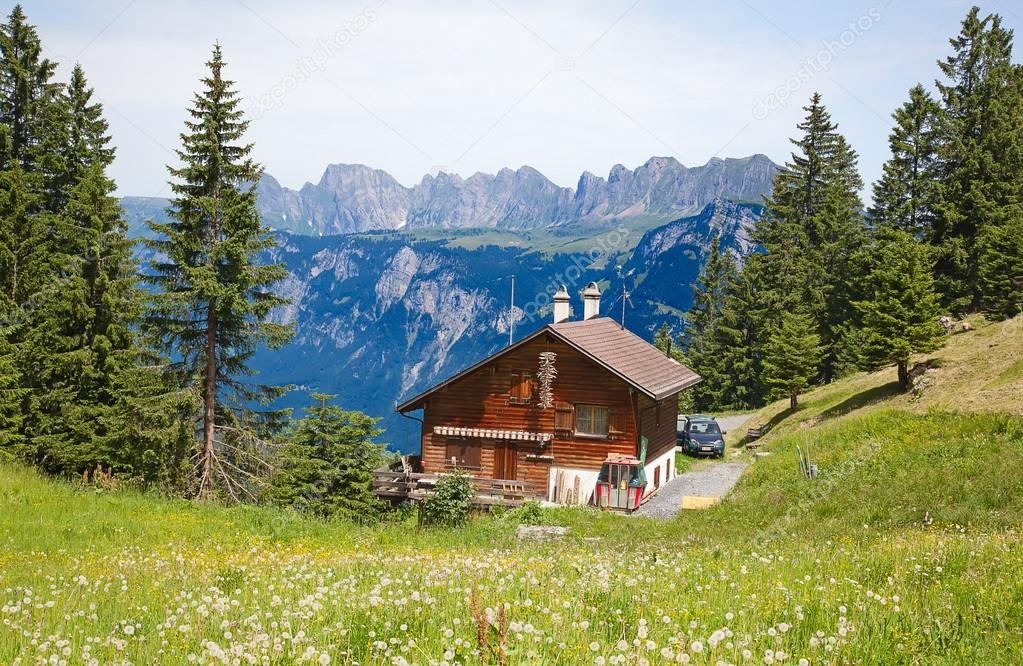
[
  {"left": 621, "top": 282, "right": 633, "bottom": 330},
  {"left": 508, "top": 274, "right": 516, "bottom": 345}
]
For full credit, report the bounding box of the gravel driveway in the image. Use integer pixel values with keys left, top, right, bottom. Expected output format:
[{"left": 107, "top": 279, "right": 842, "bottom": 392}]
[
  {"left": 633, "top": 413, "right": 755, "bottom": 519},
  {"left": 714, "top": 413, "right": 755, "bottom": 436},
  {"left": 633, "top": 462, "right": 748, "bottom": 519}
]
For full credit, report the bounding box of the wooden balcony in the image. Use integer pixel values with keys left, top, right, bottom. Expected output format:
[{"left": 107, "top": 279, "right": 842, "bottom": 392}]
[{"left": 372, "top": 466, "right": 546, "bottom": 508}]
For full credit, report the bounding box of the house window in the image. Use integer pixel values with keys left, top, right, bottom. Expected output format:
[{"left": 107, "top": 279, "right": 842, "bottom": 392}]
[
  {"left": 444, "top": 437, "right": 481, "bottom": 470},
  {"left": 509, "top": 371, "right": 533, "bottom": 404},
  {"left": 654, "top": 465, "right": 661, "bottom": 489},
  {"left": 576, "top": 404, "right": 609, "bottom": 437}
]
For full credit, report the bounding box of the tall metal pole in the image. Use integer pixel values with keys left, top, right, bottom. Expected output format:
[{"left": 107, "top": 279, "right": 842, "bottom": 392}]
[
  {"left": 621, "top": 283, "right": 627, "bottom": 330},
  {"left": 509, "top": 275, "right": 516, "bottom": 346}
]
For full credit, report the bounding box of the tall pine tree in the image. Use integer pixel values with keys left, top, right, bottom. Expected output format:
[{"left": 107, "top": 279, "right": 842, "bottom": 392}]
[
  {"left": 145, "top": 45, "right": 293, "bottom": 499},
  {"left": 933, "top": 7, "right": 1016, "bottom": 312},
  {"left": 870, "top": 84, "right": 942, "bottom": 237},
  {"left": 0, "top": 6, "right": 64, "bottom": 460},
  {"left": 689, "top": 266, "right": 764, "bottom": 411},
  {"left": 20, "top": 65, "right": 149, "bottom": 476},
  {"left": 755, "top": 93, "right": 866, "bottom": 382},
  {"left": 853, "top": 230, "right": 944, "bottom": 389},
  {"left": 686, "top": 234, "right": 737, "bottom": 343},
  {"left": 761, "top": 312, "right": 823, "bottom": 411}
]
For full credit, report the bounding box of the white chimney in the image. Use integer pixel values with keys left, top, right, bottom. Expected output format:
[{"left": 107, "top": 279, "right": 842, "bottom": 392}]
[
  {"left": 553, "top": 284, "right": 571, "bottom": 323},
  {"left": 582, "top": 282, "right": 601, "bottom": 320}
]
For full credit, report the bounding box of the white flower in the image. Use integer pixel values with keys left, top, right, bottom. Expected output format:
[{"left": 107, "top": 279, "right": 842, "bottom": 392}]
[
  {"left": 318, "top": 654, "right": 330, "bottom": 665},
  {"left": 590, "top": 641, "right": 600, "bottom": 652},
  {"left": 122, "top": 625, "right": 135, "bottom": 636},
  {"left": 690, "top": 641, "right": 703, "bottom": 654}
]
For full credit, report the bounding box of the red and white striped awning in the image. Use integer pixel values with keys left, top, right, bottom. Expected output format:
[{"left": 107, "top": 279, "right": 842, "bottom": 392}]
[{"left": 434, "top": 425, "right": 552, "bottom": 443}]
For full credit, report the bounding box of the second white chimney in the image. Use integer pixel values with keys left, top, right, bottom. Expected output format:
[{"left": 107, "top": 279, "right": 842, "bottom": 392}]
[
  {"left": 553, "top": 284, "right": 570, "bottom": 323},
  {"left": 582, "top": 282, "right": 601, "bottom": 320}
]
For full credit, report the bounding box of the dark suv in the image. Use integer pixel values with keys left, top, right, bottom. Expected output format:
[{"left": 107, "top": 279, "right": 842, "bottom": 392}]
[{"left": 678, "top": 415, "right": 725, "bottom": 458}]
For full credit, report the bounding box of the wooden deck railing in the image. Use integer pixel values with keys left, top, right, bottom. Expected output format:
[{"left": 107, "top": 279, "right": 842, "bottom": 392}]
[{"left": 372, "top": 469, "right": 546, "bottom": 507}]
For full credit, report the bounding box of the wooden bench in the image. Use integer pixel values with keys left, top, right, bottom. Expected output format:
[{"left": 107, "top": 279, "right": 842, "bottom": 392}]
[{"left": 746, "top": 423, "right": 770, "bottom": 447}]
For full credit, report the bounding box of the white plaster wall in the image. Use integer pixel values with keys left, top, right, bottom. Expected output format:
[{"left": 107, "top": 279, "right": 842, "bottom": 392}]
[
  {"left": 548, "top": 448, "right": 675, "bottom": 506},
  {"left": 547, "top": 466, "right": 600, "bottom": 505},
  {"left": 643, "top": 447, "right": 675, "bottom": 496}
]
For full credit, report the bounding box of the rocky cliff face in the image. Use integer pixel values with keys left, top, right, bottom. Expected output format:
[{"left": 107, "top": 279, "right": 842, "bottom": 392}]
[
  {"left": 620, "top": 201, "right": 765, "bottom": 339},
  {"left": 251, "top": 155, "right": 778, "bottom": 235}
]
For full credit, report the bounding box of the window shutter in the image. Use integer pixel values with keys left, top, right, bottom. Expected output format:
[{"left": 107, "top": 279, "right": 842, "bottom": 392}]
[
  {"left": 554, "top": 402, "right": 574, "bottom": 433},
  {"left": 608, "top": 408, "right": 625, "bottom": 437}
]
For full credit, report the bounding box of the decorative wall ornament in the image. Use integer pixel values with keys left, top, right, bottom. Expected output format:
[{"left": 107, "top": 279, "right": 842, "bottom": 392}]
[{"left": 537, "top": 351, "right": 557, "bottom": 410}]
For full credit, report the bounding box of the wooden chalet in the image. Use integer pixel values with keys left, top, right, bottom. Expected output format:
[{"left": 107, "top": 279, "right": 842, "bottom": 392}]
[{"left": 383, "top": 283, "right": 702, "bottom": 507}]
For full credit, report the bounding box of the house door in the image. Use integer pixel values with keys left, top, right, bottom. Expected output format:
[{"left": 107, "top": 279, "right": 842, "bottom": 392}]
[{"left": 494, "top": 440, "right": 518, "bottom": 480}]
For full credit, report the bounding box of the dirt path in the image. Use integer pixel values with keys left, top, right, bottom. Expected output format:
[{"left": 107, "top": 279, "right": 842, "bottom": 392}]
[{"left": 714, "top": 413, "right": 756, "bottom": 435}]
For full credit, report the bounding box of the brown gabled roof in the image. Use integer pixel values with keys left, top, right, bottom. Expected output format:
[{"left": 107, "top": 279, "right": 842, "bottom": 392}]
[
  {"left": 551, "top": 317, "right": 702, "bottom": 400},
  {"left": 396, "top": 316, "right": 701, "bottom": 412}
]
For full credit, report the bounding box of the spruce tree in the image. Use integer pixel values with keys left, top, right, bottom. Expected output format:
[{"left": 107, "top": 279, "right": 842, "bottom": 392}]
[
  {"left": 0, "top": 5, "right": 60, "bottom": 309},
  {"left": 756, "top": 93, "right": 866, "bottom": 382},
  {"left": 761, "top": 312, "right": 823, "bottom": 411},
  {"left": 689, "top": 266, "right": 764, "bottom": 411},
  {"left": 268, "top": 393, "right": 388, "bottom": 520},
  {"left": 20, "top": 65, "right": 146, "bottom": 476},
  {"left": 978, "top": 212, "right": 1023, "bottom": 319},
  {"left": 145, "top": 45, "right": 293, "bottom": 499},
  {"left": 977, "top": 61, "right": 1023, "bottom": 319},
  {"left": 870, "top": 84, "right": 942, "bottom": 237},
  {"left": 654, "top": 322, "right": 695, "bottom": 414},
  {"left": 686, "top": 234, "right": 737, "bottom": 342},
  {"left": 933, "top": 7, "right": 1016, "bottom": 311},
  {"left": 853, "top": 230, "right": 944, "bottom": 389},
  {"left": 0, "top": 6, "right": 65, "bottom": 459}
]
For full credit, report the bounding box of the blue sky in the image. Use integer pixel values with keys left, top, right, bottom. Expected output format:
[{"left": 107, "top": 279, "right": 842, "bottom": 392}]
[{"left": 25, "top": 0, "right": 1023, "bottom": 200}]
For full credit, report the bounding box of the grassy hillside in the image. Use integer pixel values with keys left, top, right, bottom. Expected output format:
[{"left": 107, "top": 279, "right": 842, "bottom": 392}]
[
  {"left": 2, "top": 318, "right": 1023, "bottom": 664},
  {"left": 729, "top": 315, "right": 1023, "bottom": 449}
]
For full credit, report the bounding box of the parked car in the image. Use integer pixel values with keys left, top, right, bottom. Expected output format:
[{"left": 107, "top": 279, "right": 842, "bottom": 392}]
[{"left": 677, "top": 415, "right": 726, "bottom": 458}]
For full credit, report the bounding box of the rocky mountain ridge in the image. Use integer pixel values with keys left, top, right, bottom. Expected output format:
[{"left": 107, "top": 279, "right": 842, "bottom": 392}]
[{"left": 254, "top": 154, "right": 778, "bottom": 235}]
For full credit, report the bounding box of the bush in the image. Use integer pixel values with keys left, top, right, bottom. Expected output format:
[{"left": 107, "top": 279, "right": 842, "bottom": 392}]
[
  {"left": 419, "top": 472, "right": 475, "bottom": 527},
  {"left": 507, "top": 499, "right": 546, "bottom": 525}
]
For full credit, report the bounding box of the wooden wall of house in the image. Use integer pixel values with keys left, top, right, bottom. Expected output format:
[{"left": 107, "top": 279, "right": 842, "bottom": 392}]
[
  {"left": 418, "top": 334, "right": 642, "bottom": 483},
  {"left": 639, "top": 394, "right": 679, "bottom": 462},
  {"left": 639, "top": 393, "right": 679, "bottom": 489}
]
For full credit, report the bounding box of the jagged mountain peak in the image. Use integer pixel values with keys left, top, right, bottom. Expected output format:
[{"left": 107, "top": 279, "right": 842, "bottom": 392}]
[{"left": 244, "top": 154, "right": 780, "bottom": 235}]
